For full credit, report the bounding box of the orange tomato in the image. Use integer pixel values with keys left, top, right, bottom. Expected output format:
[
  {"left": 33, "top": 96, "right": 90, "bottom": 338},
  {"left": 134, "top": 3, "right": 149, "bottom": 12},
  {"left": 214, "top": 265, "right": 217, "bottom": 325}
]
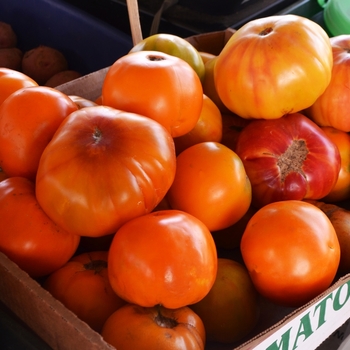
[
  {"left": 101, "top": 304, "right": 206, "bottom": 350},
  {"left": 102, "top": 50, "right": 203, "bottom": 137},
  {"left": 108, "top": 209, "right": 217, "bottom": 309},
  {"left": 0, "top": 68, "right": 38, "bottom": 106},
  {"left": 241, "top": 200, "right": 340, "bottom": 307},
  {"left": 167, "top": 141, "right": 252, "bottom": 231},
  {"left": 215, "top": 15, "right": 333, "bottom": 119},
  {"left": 43, "top": 251, "right": 126, "bottom": 333},
  {"left": 173, "top": 94, "right": 223, "bottom": 155},
  {"left": 0, "top": 86, "right": 78, "bottom": 181},
  {"left": 321, "top": 126, "right": 350, "bottom": 202},
  {"left": 0, "top": 177, "right": 80, "bottom": 278},
  {"left": 68, "top": 95, "right": 97, "bottom": 109}
]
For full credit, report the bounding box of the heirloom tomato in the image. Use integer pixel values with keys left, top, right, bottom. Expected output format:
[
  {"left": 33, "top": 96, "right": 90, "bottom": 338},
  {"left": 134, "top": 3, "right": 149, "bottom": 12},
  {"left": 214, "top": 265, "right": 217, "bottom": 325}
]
[
  {"left": 306, "top": 35, "right": 350, "bottom": 132},
  {"left": 101, "top": 304, "right": 206, "bottom": 350},
  {"left": 0, "top": 86, "right": 78, "bottom": 181},
  {"left": 235, "top": 113, "right": 341, "bottom": 208},
  {"left": 36, "top": 105, "right": 176, "bottom": 238},
  {"left": 215, "top": 15, "right": 333, "bottom": 120},
  {"left": 0, "top": 177, "right": 80, "bottom": 278},
  {"left": 108, "top": 210, "right": 217, "bottom": 309},
  {"left": 167, "top": 142, "right": 252, "bottom": 231},
  {"left": 173, "top": 94, "right": 223, "bottom": 155},
  {"left": 320, "top": 126, "right": 350, "bottom": 203},
  {"left": 190, "top": 258, "right": 260, "bottom": 344},
  {"left": 43, "top": 251, "right": 126, "bottom": 333},
  {"left": 0, "top": 67, "right": 37, "bottom": 106},
  {"left": 241, "top": 200, "right": 340, "bottom": 307},
  {"left": 129, "top": 32, "right": 205, "bottom": 81},
  {"left": 102, "top": 50, "right": 203, "bottom": 137}
]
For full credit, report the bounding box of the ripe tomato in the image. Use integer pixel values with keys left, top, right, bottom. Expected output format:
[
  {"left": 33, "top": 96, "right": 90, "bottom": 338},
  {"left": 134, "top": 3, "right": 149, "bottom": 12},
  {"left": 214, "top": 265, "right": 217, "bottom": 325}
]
[
  {"left": 241, "top": 200, "right": 340, "bottom": 307},
  {"left": 129, "top": 33, "right": 206, "bottom": 82},
  {"left": 68, "top": 95, "right": 97, "bottom": 109},
  {"left": 235, "top": 113, "right": 341, "bottom": 208},
  {"left": 108, "top": 209, "right": 217, "bottom": 309},
  {"left": 0, "top": 177, "right": 80, "bottom": 278},
  {"left": 43, "top": 251, "right": 126, "bottom": 333},
  {"left": 0, "top": 86, "right": 78, "bottom": 181},
  {"left": 0, "top": 68, "right": 38, "bottom": 106},
  {"left": 167, "top": 142, "right": 252, "bottom": 231},
  {"left": 102, "top": 50, "right": 203, "bottom": 137},
  {"left": 306, "top": 35, "right": 350, "bottom": 132},
  {"left": 101, "top": 304, "right": 206, "bottom": 350},
  {"left": 173, "top": 94, "right": 223, "bottom": 155},
  {"left": 190, "top": 258, "right": 260, "bottom": 344},
  {"left": 215, "top": 15, "right": 333, "bottom": 119},
  {"left": 36, "top": 105, "right": 176, "bottom": 237},
  {"left": 321, "top": 126, "right": 350, "bottom": 203}
]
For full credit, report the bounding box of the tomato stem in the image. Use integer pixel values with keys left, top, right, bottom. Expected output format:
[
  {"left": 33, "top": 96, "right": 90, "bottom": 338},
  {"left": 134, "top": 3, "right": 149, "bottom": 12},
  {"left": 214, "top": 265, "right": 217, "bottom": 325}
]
[
  {"left": 259, "top": 27, "right": 273, "bottom": 36},
  {"left": 83, "top": 259, "right": 107, "bottom": 274},
  {"left": 154, "top": 304, "right": 178, "bottom": 329}
]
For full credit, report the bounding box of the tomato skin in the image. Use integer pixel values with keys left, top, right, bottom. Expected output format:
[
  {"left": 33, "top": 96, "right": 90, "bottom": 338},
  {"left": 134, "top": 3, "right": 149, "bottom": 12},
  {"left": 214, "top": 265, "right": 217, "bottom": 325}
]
[
  {"left": 0, "top": 177, "right": 80, "bottom": 278},
  {"left": 167, "top": 142, "right": 252, "bottom": 231},
  {"left": 321, "top": 126, "right": 350, "bottom": 202},
  {"left": 306, "top": 35, "right": 350, "bottom": 132},
  {"left": 101, "top": 304, "right": 206, "bottom": 350},
  {"left": 0, "top": 86, "right": 78, "bottom": 181},
  {"left": 102, "top": 50, "right": 203, "bottom": 138},
  {"left": 129, "top": 33, "right": 206, "bottom": 82},
  {"left": 215, "top": 15, "right": 332, "bottom": 119},
  {"left": 235, "top": 113, "right": 341, "bottom": 208},
  {"left": 108, "top": 210, "right": 217, "bottom": 309},
  {"left": 43, "top": 251, "right": 126, "bottom": 333},
  {"left": 0, "top": 68, "right": 38, "bottom": 106},
  {"left": 240, "top": 200, "right": 340, "bottom": 307},
  {"left": 36, "top": 105, "right": 176, "bottom": 238}
]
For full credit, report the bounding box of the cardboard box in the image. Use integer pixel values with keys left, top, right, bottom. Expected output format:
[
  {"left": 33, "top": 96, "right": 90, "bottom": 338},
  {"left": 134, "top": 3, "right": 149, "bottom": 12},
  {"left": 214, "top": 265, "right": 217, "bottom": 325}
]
[{"left": 1, "top": 22, "right": 350, "bottom": 350}]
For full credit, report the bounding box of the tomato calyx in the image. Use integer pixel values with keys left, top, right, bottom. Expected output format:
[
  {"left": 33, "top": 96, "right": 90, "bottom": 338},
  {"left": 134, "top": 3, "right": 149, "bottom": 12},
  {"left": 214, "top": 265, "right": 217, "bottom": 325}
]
[
  {"left": 92, "top": 127, "right": 103, "bottom": 144},
  {"left": 147, "top": 55, "right": 165, "bottom": 62},
  {"left": 277, "top": 139, "right": 308, "bottom": 182},
  {"left": 83, "top": 259, "right": 107, "bottom": 274},
  {"left": 259, "top": 27, "right": 273, "bottom": 36},
  {"left": 154, "top": 305, "right": 178, "bottom": 329}
]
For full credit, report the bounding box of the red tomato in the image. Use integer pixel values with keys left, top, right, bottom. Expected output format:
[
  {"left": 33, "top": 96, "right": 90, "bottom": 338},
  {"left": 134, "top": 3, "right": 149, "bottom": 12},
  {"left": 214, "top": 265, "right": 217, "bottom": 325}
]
[
  {"left": 240, "top": 200, "right": 340, "bottom": 307},
  {"left": 102, "top": 50, "right": 203, "bottom": 137},
  {"left": 235, "top": 113, "right": 341, "bottom": 208},
  {"left": 0, "top": 68, "right": 38, "bottom": 106},
  {"left": 189, "top": 258, "right": 260, "bottom": 343},
  {"left": 173, "top": 94, "right": 223, "bottom": 155},
  {"left": 321, "top": 126, "right": 350, "bottom": 202},
  {"left": 43, "top": 251, "right": 126, "bottom": 333},
  {"left": 0, "top": 177, "right": 80, "bottom": 278},
  {"left": 108, "top": 209, "right": 217, "bottom": 309},
  {"left": 167, "top": 142, "right": 252, "bottom": 231},
  {"left": 0, "top": 86, "right": 78, "bottom": 181},
  {"left": 306, "top": 35, "right": 350, "bottom": 132},
  {"left": 215, "top": 15, "right": 333, "bottom": 119},
  {"left": 101, "top": 304, "right": 206, "bottom": 350},
  {"left": 36, "top": 105, "right": 176, "bottom": 237}
]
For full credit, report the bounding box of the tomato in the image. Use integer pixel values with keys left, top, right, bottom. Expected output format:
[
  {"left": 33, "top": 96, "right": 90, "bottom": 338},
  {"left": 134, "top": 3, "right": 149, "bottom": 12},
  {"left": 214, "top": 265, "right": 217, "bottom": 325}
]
[
  {"left": 36, "top": 105, "right": 176, "bottom": 238},
  {"left": 321, "top": 126, "right": 350, "bottom": 203},
  {"left": 173, "top": 94, "right": 223, "bottom": 155},
  {"left": 68, "top": 95, "right": 97, "bottom": 109},
  {"left": 167, "top": 142, "right": 252, "bottom": 231},
  {"left": 0, "top": 68, "right": 38, "bottom": 106},
  {"left": 240, "top": 200, "right": 340, "bottom": 307},
  {"left": 0, "top": 86, "right": 78, "bottom": 181},
  {"left": 43, "top": 251, "right": 126, "bottom": 333},
  {"left": 102, "top": 50, "right": 203, "bottom": 137},
  {"left": 199, "top": 51, "right": 216, "bottom": 64},
  {"left": 101, "top": 304, "right": 206, "bottom": 350},
  {"left": 108, "top": 209, "right": 217, "bottom": 309},
  {"left": 129, "top": 33, "right": 205, "bottom": 82},
  {"left": 214, "top": 15, "right": 333, "bottom": 119},
  {"left": 189, "top": 258, "right": 260, "bottom": 343},
  {"left": 0, "top": 177, "right": 80, "bottom": 278},
  {"left": 0, "top": 166, "right": 8, "bottom": 182},
  {"left": 306, "top": 35, "right": 350, "bottom": 132},
  {"left": 235, "top": 113, "right": 341, "bottom": 208}
]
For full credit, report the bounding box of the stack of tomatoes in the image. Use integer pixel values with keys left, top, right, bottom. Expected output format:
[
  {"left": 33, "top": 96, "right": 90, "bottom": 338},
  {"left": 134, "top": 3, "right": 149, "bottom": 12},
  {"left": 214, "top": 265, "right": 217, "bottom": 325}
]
[{"left": 0, "top": 13, "right": 349, "bottom": 350}]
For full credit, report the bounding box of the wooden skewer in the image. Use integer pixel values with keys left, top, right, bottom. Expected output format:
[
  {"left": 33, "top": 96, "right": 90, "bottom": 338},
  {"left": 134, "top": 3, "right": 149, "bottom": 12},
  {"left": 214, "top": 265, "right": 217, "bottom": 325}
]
[{"left": 126, "top": 0, "right": 143, "bottom": 45}]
